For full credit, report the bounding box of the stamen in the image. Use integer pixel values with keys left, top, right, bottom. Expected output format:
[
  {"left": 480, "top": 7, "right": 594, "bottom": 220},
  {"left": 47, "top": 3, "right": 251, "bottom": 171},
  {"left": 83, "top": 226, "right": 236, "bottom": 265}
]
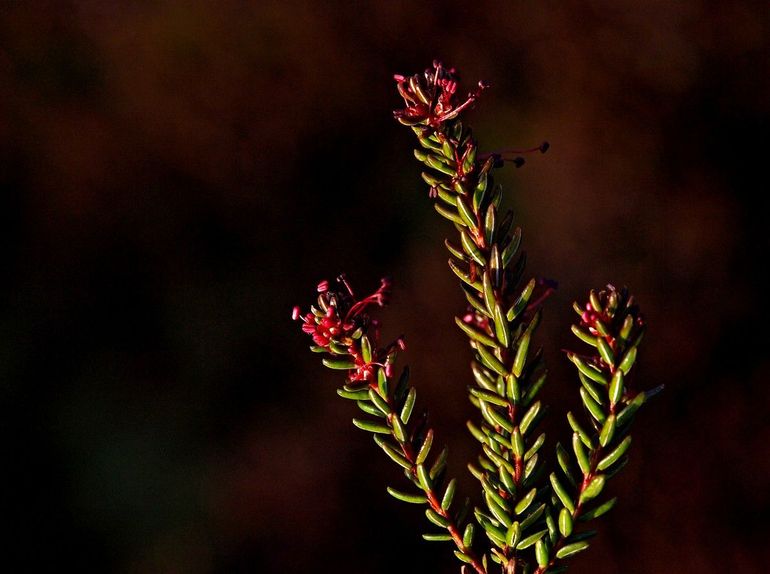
[{"left": 337, "top": 274, "right": 355, "bottom": 297}]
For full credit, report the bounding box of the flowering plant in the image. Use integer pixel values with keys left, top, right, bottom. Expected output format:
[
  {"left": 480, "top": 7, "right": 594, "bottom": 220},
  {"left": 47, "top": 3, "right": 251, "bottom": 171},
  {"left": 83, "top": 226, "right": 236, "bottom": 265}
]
[{"left": 293, "top": 62, "right": 661, "bottom": 574}]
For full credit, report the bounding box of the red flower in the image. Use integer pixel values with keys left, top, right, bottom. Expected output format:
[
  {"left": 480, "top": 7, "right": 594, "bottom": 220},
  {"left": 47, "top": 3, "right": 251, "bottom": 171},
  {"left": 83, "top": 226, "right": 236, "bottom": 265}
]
[
  {"left": 393, "top": 61, "right": 487, "bottom": 128},
  {"left": 301, "top": 307, "right": 345, "bottom": 347},
  {"left": 293, "top": 276, "right": 402, "bottom": 385},
  {"left": 294, "top": 277, "right": 387, "bottom": 342}
]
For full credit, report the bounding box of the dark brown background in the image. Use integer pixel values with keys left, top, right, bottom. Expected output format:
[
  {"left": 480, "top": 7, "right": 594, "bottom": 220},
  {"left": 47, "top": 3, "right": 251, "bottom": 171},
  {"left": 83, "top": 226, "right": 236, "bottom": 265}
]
[{"left": 1, "top": 1, "right": 768, "bottom": 573}]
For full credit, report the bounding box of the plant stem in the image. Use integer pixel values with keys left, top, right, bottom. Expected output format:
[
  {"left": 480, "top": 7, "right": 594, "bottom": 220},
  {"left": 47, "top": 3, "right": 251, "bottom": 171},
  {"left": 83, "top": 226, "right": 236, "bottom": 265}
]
[{"left": 382, "top": 389, "right": 488, "bottom": 574}]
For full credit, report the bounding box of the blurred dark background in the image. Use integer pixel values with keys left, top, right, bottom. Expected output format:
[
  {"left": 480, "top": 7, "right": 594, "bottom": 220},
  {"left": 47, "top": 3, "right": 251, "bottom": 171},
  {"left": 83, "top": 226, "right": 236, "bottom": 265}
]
[{"left": 1, "top": 1, "right": 768, "bottom": 572}]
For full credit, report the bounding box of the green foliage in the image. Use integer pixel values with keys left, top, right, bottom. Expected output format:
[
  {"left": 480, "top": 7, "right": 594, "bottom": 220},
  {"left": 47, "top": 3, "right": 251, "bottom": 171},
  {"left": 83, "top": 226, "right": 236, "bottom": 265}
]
[{"left": 293, "top": 62, "right": 660, "bottom": 574}]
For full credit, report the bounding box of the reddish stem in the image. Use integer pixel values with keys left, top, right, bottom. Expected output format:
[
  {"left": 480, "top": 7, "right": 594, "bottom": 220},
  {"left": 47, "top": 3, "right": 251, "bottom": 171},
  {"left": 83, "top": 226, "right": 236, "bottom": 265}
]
[{"left": 379, "top": 388, "right": 488, "bottom": 574}]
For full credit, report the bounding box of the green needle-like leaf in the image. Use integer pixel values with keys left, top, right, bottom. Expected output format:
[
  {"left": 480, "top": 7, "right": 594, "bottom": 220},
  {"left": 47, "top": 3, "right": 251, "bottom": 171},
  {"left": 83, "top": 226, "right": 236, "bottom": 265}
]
[
  {"left": 516, "top": 528, "right": 547, "bottom": 550},
  {"left": 423, "top": 533, "right": 453, "bottom": 542},
  {"left": 567, "top": 411, "right": 593, "bottom": 448},
  {"left": 426, "top": 508, "right": 450, "bottom": 527},
  {"left": 352, "top": 418, "right": 391, "bottom": 434},
  {"left": 387, "top": 487, "right": 427, "bottom": 504},
  {"left": 400, "top": 387, "right": 417, "bottom": 424},
  {"left": 512, "top": 331, "right": 531, "bottom": 378},
  {"left": 609, "top": 369, "right": 624, "bottom": 406},
  {"left": 617, "top": 391, "right": 646, "bottom": 427},
  {"left": 322, "top": 357, "right": 356, "bottom": 370},
  {"left": 435, "top": 203, "right": 466, "bottom": 226},
  {"left": 579, "top": 474, "right": 606, "bottom": 504},
  {"left": 470, "top": 387, "right": 509, "bottom": 407},
  {"left": 572, "top": 432, "right": 591, "bottom": 475},
  {"left": 596, "top": 337, "right": 614, "bottom": 365},
  {"left": 493, "top": 303, "right": 510, "bottom": 347},
  {"left": 357, "top": 400, "right": 386, "bottom": 418},
  {"left": 416, "top": 429, "right": 434, "bottom": 464},
  {"left": 485, "top": 493, "right": 513, "bottom": 528},
  {"left": 556, "top": 540, "right": 589, "bottom": 559},
  {"left": 571, "top": 324, "right": 597, "bottom": 347},
  {"left": 337, "top": 387, "right": 370, "bottom": 401},
  {"left": 463, "top": 522, "right": 475, "bottom": 546},
  {"left": 361, "top": 335, "right": 372, "bottom": 363},
  {"left": 511, "top": 427, "right": 525, "bottom": 458},
  {"left": 514, "top": 487, "right": 537, "bottom": 515},
  {"left": 477, "top": 344, "right": 508, "bottom": 376},
  {"left": 444, "top": 238, "right": 466, "bottom": 261},
  {"left": 483, "top": 445, "right": 517, "bottom": 475},
  {"left": 550, "top": 472, "right": 575, "bottom": 513},
  {"left": 501, "top": 227, "right": 522, "bottom": 269},
  {"left": 430, "top": 445, "right": 449, "bottom": 478},
  {"left": 599, "top": 414, "right": 616, "bottom": 447},
  {"left": 525, "top": 432, "right": 546, "bottom": 460},
  {"left": 456, "top": 316, "right": 498, "bottom": 347},
  {"left": 598, "top": 436, "right": 632, "bottom": 471},
  {"left": 391, "top": 414, "right": 407, "bottom": 442},
  {"left": 556, "top": 442, "right": 577, "bottom": 487},
  {"left": 454, "top": 550, "right": 474, "bottom": 564},
  {"left": 456, "top": 194, "right": 477, "bottom": 229},
  {"left": 373, "top": 435, "right": 412, "bottom": 470},
  {"left": 536, "top": 538, "right": 549, "bottom": 567},
  {"left": 442, "top": 478, "right": 457, "bottom": 510},
  {"left": 520, "top": 400, "right": 541, "bottom": 435},
  {"left": 558, "top": 507, "right": 573, "bottom": 537},
  {"left": 368, "top": 387, "right": 391, "bottom": 415},
  {"left": 579, "top": 497, "right": 617, "bottom": 521},
  {"left": 417, "top": 463, "right": 432, "bottom": 490},
  {"left": 461, "top": 229, "right": 486, "bottom": 265},
  {"left": 580, "top": 387, "right": 607, "bottom": 423},
  {"left": 426, "top": 153, "right": 457, "bottom": 177},
  {"left": 569, "top": 353, "right": 609, "bottom": 385},
  {"left": 506, "top": 521, "right": 521, "bottom": 547},
  {"left": 619, "top": 345, "right": 637, "bottom": 374},
  {"left": 521, "top": 503, "right": 546, "bottom": 530}
]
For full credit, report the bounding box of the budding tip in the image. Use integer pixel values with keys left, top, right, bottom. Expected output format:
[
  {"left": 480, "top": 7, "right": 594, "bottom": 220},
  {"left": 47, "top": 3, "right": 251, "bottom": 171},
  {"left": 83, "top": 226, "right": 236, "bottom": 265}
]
[
  {"left": 393, "top": 74, "right": 406, "bottom": 82},
  {"left": 513, "top": 157, "right": 525, "bottom": 168},
  {"left": 540, "top": 141, "right": 550, "bottom": 153},
  {"left": 292, "top": 306, "right": 301, "bottom": 321},
  {"left": 317, "top": 280, "right": 329, "bottom": 293}
]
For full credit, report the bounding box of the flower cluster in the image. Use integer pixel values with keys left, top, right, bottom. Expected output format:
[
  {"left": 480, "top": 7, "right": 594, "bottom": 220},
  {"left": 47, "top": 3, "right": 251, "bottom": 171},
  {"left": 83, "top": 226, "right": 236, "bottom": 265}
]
[
  {"left": 393, "top": 60, "right": 488, "bottom": 128},
  {"left": 293, "top": 276, "right": 401, "bottom": 384}
]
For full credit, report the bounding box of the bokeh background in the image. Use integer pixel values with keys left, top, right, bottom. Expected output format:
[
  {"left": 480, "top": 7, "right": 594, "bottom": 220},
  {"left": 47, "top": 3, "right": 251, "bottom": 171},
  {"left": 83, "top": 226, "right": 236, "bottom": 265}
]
[{"left": 1, "top": 1, "right": 768, "bottom": 572}]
